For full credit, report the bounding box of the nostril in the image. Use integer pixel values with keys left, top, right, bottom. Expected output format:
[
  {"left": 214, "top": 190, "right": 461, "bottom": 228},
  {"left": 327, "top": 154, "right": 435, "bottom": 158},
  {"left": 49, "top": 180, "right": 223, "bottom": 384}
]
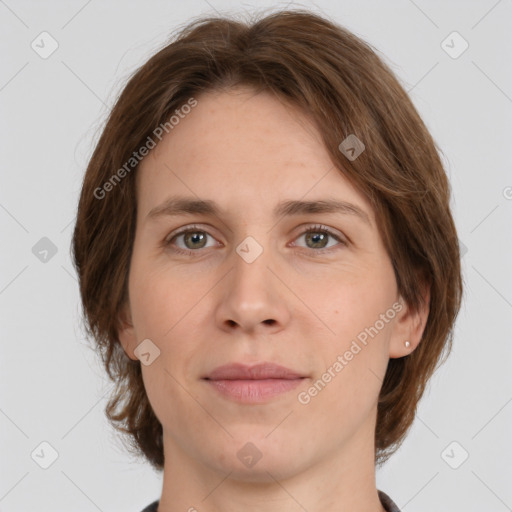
[{"left": 263, "top": 319, "right": 276, "bottom": 325}]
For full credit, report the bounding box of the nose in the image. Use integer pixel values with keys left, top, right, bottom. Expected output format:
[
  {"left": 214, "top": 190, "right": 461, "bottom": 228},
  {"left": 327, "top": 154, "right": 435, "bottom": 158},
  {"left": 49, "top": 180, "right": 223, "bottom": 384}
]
[{"left": 214, "top": 240, "right": 291, "bottom": 335}]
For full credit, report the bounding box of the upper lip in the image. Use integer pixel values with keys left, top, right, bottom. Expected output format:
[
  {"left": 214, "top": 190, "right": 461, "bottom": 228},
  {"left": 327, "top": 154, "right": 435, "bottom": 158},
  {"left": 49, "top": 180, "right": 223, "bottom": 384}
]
[{"left": 204, "top": 363, "right": 305, "bottom": 380}]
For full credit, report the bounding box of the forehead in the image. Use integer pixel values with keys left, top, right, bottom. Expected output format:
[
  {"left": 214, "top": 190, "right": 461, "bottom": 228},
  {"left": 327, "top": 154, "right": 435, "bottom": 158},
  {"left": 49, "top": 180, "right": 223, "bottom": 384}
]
[
  {"left": 136, "top": 88, "right": 373, "bottom": 222},
  {"left": 148, "top": 87, "right": 326, "bottom": 171}
]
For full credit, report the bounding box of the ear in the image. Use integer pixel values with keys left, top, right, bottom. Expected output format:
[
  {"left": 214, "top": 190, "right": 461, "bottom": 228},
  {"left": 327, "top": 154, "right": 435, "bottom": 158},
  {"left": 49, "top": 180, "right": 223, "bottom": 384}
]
[
  {"left": 389, "top": 282, "right": 430, "bottom": 359},
  {"left": 117, "top": 302, "right": 139, "bottom": 361}
]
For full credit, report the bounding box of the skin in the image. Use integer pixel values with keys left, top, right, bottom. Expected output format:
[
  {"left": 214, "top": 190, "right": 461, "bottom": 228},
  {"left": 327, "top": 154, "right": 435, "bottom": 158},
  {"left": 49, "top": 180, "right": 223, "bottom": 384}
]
[{"left": 119, "top": 87, "right": 429, "bottom": 512}]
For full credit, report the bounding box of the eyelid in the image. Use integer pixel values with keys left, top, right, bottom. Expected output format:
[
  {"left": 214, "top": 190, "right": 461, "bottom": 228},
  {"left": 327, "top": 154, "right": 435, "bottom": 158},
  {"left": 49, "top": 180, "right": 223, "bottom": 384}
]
[{"left": 164, "top": 223, "right": 212, "bottom": 243}]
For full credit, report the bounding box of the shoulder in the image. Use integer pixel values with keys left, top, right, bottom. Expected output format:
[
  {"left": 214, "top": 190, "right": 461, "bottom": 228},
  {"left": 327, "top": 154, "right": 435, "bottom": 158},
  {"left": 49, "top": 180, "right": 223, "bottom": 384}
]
[
  {"left": 378, "top": 490, "right": 401, "bottom": 512},
  {"left": 140, "top": 500, "right": 159, "bottom": 512}
]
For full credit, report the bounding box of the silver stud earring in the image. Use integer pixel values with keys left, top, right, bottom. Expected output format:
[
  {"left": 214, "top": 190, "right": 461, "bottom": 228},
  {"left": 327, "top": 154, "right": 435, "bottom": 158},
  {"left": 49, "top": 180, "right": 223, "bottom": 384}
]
[{"left": 404, "top": 340, "right": 411, "bottom": 348}]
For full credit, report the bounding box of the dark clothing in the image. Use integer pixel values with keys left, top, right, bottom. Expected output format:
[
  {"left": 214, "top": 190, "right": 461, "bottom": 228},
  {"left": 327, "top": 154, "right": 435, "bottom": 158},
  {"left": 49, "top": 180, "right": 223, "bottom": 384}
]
[
  {"left": 378, "top": 490, "right": 401, "bottom": 511},
  {"left": 141, "top": 489, "right": 400, "bottom": 511},
  {"left": 140, "top": 501, "right": 158, "bottom": 512}
]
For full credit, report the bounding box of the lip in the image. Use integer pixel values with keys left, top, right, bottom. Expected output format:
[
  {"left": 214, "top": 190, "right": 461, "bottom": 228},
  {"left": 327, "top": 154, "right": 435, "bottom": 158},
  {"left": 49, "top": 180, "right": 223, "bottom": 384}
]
[
  {"left": 203, "top": 363, "right": 306, "bottom": 403},
  {"left": 205, "top": 362, "right": 304, "bottom": 380}
]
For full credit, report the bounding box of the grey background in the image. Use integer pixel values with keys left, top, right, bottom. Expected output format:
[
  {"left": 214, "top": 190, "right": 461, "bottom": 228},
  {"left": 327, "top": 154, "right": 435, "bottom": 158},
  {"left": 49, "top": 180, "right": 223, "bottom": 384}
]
[{"left": 1, "top": 0, "right": 511, "bottom": 511}]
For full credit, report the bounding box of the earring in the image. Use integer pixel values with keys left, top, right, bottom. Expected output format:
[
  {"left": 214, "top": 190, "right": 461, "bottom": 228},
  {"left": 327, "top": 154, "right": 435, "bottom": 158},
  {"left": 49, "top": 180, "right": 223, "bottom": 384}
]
[{"left": 404, "top": 340, "right": 411, "bottom": 348}]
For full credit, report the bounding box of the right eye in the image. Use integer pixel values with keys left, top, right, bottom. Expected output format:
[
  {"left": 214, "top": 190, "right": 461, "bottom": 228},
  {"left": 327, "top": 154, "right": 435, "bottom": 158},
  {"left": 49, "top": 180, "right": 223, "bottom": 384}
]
[{"left": 164, "top": 225, "right": 220, "bottom": 255}]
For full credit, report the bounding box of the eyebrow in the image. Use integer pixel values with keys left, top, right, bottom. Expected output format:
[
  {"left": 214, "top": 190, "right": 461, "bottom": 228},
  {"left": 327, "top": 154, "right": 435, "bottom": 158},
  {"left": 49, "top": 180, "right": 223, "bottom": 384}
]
[{"left": 147, "top": 196, "right": 371, "bottom": 226}]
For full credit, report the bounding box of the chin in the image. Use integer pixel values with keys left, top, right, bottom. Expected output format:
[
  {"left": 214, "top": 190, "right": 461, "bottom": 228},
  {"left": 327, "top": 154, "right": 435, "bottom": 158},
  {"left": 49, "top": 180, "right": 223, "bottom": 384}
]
[{"left": 203, "top": 432, "right": 308, "bottom": 482}]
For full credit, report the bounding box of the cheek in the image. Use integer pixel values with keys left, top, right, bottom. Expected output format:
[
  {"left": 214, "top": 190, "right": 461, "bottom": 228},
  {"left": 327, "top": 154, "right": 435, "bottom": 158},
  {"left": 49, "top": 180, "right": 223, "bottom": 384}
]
[
  {"left": 325, "top": 272, "right": 397, "bottom": 343},
  {"left": 129, "top": 263, "right": 206, "bottom": 387},
  {"left": 302, "top": 317, "right": 391, "bottom": 436},
  {"left": 313, "top": 268, "right": 397, "bottom": 402},
  {"left": 129, "top": 260, "right": 200, "bottom": 339}
]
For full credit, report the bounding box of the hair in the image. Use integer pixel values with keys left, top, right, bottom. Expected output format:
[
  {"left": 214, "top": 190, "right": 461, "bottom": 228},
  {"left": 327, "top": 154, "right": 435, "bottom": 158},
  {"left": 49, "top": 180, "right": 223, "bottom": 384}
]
[{"left": 72, "top": 8, "right": 463, "bottom": 471}]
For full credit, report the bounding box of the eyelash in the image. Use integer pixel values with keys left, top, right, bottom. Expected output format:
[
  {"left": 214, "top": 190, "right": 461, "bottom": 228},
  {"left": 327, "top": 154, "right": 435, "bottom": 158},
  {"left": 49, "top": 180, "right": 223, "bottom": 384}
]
[{"left": 163, "top": 224, "right": 347, "bottom": 256}]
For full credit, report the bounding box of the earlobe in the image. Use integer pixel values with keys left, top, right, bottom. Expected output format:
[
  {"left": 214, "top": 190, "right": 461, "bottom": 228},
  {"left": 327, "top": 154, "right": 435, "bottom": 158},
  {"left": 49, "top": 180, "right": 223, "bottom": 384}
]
[
  {"left": 389, "top": 284, "right": 430, "bottom": 359},
  {"left": 117, "top": 304, "right": 139, "bottom": 361}
]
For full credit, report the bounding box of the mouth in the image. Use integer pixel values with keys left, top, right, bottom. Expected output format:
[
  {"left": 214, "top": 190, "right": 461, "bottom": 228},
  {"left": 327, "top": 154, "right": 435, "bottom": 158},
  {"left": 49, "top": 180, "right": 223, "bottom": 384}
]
[{"left": 203, "top": 362, "right": 307, "bottom": 403}]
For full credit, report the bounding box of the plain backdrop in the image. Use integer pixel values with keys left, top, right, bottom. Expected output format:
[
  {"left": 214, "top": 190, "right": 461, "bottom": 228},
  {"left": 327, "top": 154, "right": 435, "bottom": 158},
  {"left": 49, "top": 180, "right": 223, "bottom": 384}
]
[{"left": 1, "top": 0, "right": 511, "bottom": 511}]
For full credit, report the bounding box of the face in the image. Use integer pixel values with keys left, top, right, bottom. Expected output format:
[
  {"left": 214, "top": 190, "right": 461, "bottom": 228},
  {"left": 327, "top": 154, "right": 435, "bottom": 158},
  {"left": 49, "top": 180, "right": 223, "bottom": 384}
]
[{"left": 119, "top": 87, "right": 421, "bottom": 481}]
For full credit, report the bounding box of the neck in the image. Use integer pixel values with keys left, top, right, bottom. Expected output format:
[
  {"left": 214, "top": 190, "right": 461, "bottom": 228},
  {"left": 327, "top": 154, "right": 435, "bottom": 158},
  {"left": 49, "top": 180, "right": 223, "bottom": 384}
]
[{"left": 157, "top": 410, "right": 386, "bottom": 512}]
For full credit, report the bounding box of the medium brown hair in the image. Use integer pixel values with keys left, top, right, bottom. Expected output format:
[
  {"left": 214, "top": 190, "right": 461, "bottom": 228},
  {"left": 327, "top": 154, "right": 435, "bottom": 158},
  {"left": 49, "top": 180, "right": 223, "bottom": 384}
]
[{"left": 72, "top": 9, "right": 463, "bottom": 470}]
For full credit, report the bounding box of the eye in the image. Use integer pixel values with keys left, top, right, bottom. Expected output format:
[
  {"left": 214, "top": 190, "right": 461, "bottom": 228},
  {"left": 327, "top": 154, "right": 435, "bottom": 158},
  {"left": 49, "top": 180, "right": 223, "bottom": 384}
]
[
  {"left": 292, "top": 224, "right": 346, "bottom": 252},
  {"left": 164, "top": 225, "right": 219, "bottom": 254},
  {"left": 163, "top": 223, "right": 347, "bottom": 256}
]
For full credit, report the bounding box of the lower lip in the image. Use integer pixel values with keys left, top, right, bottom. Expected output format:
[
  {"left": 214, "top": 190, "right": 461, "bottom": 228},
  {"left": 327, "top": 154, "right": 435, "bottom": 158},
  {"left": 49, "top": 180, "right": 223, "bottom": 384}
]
[{"left": 205, "top": 378, "right": 304, "bottom": 403}]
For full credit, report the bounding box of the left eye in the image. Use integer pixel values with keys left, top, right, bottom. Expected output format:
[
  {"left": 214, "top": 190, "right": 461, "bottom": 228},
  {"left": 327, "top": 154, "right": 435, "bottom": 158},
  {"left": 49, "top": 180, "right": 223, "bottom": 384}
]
[{"left": 293, "top": 227, "right": 344, "bottom": 250}]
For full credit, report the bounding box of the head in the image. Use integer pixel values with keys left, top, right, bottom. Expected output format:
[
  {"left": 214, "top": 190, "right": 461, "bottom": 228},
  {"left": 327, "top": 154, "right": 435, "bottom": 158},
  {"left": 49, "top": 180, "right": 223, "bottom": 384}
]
[{"left": 72, "top": 9, "right": 462, "bottom": 474}]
